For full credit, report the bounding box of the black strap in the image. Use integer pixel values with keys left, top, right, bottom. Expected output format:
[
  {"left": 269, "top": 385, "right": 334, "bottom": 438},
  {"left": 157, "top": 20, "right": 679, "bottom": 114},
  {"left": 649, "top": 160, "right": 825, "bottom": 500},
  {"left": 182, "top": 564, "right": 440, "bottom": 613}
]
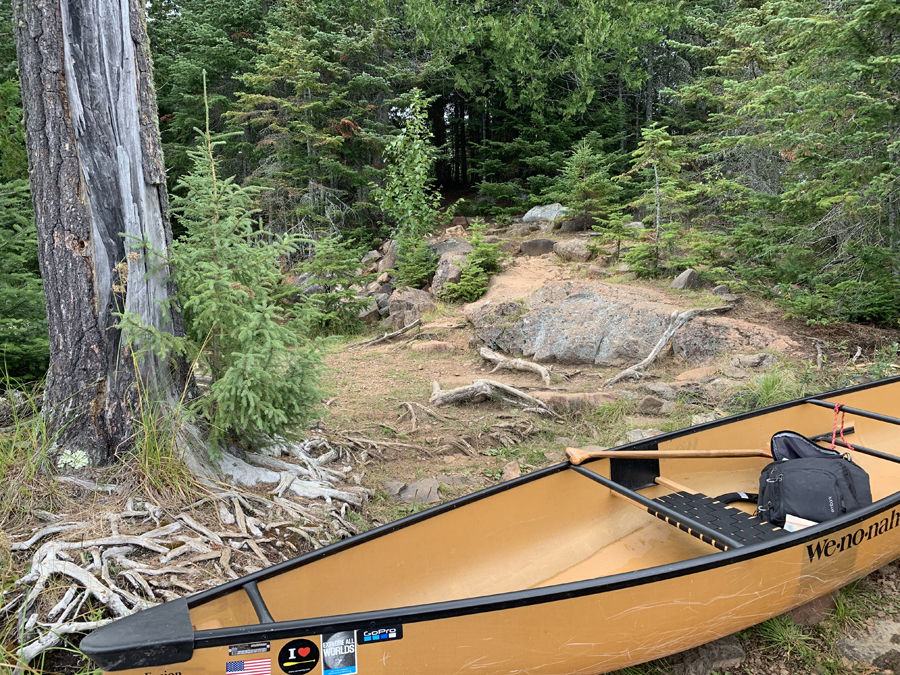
[{"left": 715, "top": 491, "right": 759, "bottom": 505}]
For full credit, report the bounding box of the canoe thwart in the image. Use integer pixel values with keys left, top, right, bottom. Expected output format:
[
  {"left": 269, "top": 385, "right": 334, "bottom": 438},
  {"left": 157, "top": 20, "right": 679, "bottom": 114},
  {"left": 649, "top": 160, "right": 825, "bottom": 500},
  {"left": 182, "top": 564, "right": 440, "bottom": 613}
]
[
  {"left": 571, "top": 466, "right": 746, "bottom": 550},
  {"left": 807, "top": 399, "right": 900, "bottom": 427}
]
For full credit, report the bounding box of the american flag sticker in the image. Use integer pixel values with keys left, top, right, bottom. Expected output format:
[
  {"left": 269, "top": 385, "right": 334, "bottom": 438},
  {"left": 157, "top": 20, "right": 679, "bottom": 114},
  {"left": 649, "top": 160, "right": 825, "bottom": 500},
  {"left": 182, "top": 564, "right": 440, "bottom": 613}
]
[{"left": 225, "top": 659, "right": 271, "bottom": 675}]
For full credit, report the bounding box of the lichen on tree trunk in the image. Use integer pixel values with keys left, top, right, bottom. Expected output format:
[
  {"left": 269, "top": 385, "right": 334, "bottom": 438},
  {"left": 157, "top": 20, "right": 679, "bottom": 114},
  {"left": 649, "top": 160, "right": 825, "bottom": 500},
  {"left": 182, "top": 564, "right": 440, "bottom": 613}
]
[{"left": 13, "top": 0, "right": 186, "bottom": 465}]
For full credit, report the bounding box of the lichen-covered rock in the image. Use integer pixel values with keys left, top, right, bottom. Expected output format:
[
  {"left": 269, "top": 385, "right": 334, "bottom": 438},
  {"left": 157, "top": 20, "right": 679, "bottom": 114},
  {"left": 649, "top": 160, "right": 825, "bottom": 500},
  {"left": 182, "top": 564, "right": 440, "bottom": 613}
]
[
  {"left": 429, "top": 237, "right": 473, "bottom": 257},
  {"left": 377, "top": 239, "right": 398, "bottom": 273}
]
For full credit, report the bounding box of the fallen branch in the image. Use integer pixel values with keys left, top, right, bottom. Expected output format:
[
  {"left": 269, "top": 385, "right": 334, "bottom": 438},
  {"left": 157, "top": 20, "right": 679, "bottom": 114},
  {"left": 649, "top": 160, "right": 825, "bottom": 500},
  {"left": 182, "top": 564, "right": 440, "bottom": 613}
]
[
  {"left": 479, "top": 347, "right": 552, "bottom": 387},
  {"left": 604, "top": 306, "right": 733, "bottom": 387},
  {"left": 429, "top": 379, "right": 559, "bottom": 417},
  {"left": 346, "top": 319, "right": 421, "bottom": 350}
]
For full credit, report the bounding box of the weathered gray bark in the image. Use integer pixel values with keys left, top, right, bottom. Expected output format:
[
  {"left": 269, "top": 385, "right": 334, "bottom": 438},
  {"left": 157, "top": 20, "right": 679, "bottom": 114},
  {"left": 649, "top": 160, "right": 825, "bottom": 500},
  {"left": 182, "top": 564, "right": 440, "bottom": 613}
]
[{"left": 13, "top": 0, "right": 185, "bottom": 464}]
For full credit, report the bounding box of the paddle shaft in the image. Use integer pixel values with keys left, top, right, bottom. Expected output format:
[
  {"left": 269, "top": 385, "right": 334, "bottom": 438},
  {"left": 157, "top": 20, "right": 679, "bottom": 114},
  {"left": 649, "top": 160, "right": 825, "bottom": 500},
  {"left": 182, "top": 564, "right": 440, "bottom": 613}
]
[{"left": 565, "top": 447, "right": 772, "bottom": 465}]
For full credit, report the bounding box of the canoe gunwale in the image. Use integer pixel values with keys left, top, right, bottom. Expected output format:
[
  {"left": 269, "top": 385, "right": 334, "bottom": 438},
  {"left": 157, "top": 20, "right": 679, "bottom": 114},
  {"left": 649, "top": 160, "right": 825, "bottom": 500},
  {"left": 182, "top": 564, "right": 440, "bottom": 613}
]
[{"left": 190, "top": 491, "right": 900, "bottom": 651}]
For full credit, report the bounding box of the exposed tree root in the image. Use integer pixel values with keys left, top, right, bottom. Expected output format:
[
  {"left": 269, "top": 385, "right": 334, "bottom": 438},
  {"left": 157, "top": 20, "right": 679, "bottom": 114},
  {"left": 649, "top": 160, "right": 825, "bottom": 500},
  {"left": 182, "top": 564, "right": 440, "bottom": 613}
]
[
  {"left": 479, "top": 347, "right": 552, "bottom": 387},
  {"left": 429, "top": 379, "right": 559, "bottom": 417},
  {"left": 345, "top": 318, "right": 421, "bottom": 350},
  {"left": 604, "top": 306, "right": 734, "bottom": 387}
]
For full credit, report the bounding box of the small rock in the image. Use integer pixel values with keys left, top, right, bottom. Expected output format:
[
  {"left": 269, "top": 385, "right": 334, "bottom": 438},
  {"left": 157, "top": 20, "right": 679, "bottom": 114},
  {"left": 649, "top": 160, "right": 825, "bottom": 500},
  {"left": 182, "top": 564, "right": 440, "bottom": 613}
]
[
  {"left": 374, "top": 293, "right": 390, "bottom": 309},
  {"left": 537, "top": 219, "right": 561, "bottom": 232},
  {"left": 498, "top": 240, "right": 521, "bottom": 256},
  {"left": 544, "top": 451, "right": 565, "bottom": 463},
  {"left": 790, "top": 592, "right": 838, "bottom": 626},
  {"left": 624, "top": 221, "right": 645, "bottom": 232},
  {"left": 410, "top": 340, "right": 453, "bottom": 354},
  {"left": 554, "top": 436, "right": 577, "bottom": 447},
  {"left": 431, "top": 251, "right": 467, "bottom": 297},
  {"left": 388, "top": 287, "right": 436, "bottom": 329},
  {"left": 500, "top": 461, "right": 521, "bottom": 482},
  {"left": 523, "top": 203, "right": 569, "bottom": 223},
  {"left": 625, "top": 428, "right": 662, "bottom": 443},
  {"left": 730, "top": 353, "right": 777, "bottom": 369},
  {"left": 429, "top": 238, "right": 474, "bottom": 257},
  {"left": 675, "top": 366, "right": 718, "bottom": 381},
  {"left": 483, "top": 236, "right": 502, "bottom": 244},
  {"left": 361, "top": 250, "right": 381, "bottom": 265},
  {"left": 535, "top": 392, "right": 617, "bottom": 415},
  {"left": 712, "top": 284, "right": 731, "bottom": 296},
  {"left": 377, "top": 239, "right": 398, "bottom": 273},
  {"left": 677, "top": 634, "right": 745, "bottom": 675},
  {"left": 357, "top": 299, "right": 381, "bottom": 323},
  {"left": 636, "top": 396, "right": 674, "bottom": 415},
  {"left": 398, "top": 478, "right": 441, "bottom": 505},
  {"left": 722, "top": 365, "right": 751, "bottom": 379},
  {"left": 638, "top": 382, "right": 676, "bottom": 401},
  {"left": 691, "top": 412, "right": 723, "bottom": 425},
  {"left": 521, "top": 238, "right": 556, "bottom": 256},
  {"left": 553, "top": 239, "right": 594, "bottom": 263},
  {"left": 559, "top": 215, "right": 594, "bottom": 232},
  {"left": 445, "top": 224, "right": 467, "bottom": 238},
  {"left": 383, "top": 481, "right": 405, "bottom": 498},
  {"left": 508, "top": 223, "right": 541, "bottom": 237},
  {"left": 376, "top": 272, "right": 391, "bottom": 284},
  {"left": 435, "top": 474, "right": 476, "bottom": 487},
  {"left": 671, "top": 268, "right": 702, "bottom": 290},
  {"left": 586, "top": 265, "right": 608, "bottom": 279}
]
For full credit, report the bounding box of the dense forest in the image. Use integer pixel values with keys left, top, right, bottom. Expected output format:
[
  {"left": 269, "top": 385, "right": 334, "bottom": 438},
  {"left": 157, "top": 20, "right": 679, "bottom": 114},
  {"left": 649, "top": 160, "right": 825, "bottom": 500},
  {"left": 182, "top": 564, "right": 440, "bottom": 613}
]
[{"left": 2, "top": 0, "right": 899, "bottom": 382}]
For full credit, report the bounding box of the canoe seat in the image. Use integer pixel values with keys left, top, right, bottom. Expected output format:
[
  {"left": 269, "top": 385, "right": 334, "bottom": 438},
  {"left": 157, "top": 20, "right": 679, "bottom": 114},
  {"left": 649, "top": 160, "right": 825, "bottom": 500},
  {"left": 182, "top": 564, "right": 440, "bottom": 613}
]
[{"left": 649, "top": 492, "right": 787, "bottom": 551}]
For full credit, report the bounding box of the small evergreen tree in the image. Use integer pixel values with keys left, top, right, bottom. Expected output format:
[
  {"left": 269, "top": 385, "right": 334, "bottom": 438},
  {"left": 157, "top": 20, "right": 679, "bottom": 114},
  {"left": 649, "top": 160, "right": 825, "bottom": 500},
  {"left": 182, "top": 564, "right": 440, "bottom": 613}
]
[
  {"left": 442, "top": 219, "right": 504, "bottom": 302},
  {"left": 167, "top": 127, "right": 325, "bottom": 452},
  {"left": 543, "top": 137, "right": 623, "bottom": 229}
]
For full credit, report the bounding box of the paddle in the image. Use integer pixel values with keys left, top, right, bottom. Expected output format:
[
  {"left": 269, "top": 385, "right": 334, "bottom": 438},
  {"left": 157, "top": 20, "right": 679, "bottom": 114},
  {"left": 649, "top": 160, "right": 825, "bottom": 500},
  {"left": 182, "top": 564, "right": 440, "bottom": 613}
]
[
  {"left": 565, "top": 447, "right": 772, "bottom": 465},
  {"left": 565, "top": 422, "right": 858, "bottom": 466}
]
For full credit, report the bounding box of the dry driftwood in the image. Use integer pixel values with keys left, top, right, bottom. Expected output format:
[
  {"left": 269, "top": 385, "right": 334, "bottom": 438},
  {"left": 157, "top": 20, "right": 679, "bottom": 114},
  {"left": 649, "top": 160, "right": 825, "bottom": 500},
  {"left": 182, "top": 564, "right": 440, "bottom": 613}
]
[
  {"left": 429, "top": 379, "right": 559, "bottom": 417},
  {"left": 604, "top": 306, "right": 733, "bottom": 387},
  {"left": 346, "top": 318, "right": 421, "bottom": 350},
  {"left": 479, "top": 347, "right": 552, "bottom": 387}
]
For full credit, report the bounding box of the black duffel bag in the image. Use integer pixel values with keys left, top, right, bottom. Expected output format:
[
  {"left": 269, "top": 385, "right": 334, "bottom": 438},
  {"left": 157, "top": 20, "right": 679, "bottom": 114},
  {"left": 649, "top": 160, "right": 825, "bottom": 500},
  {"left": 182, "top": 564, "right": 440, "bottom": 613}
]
[{"left": 757, "top": 431, "right": 872, "bottom": 528}]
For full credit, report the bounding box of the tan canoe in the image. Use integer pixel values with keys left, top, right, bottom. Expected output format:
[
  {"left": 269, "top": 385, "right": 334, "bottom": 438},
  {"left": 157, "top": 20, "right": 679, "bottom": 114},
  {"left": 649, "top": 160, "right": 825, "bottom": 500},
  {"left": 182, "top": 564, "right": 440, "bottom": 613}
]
[{"left": 82, "top": 376, "right": 900, "bottom": 675}]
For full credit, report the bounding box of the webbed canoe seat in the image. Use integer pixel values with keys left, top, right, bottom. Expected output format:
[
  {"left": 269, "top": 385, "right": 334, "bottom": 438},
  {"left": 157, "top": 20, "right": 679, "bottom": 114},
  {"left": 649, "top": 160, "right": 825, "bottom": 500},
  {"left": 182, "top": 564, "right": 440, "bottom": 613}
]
[{"left": 649, "top": 491, "right": 787, "bottom": 551}]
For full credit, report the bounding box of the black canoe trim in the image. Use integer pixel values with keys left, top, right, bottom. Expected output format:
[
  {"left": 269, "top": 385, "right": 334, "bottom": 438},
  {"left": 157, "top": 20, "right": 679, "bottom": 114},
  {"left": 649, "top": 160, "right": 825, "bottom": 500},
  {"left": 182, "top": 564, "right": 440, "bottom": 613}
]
[{"left": 807, "top": 399, "right": 900, "bottom": 427}]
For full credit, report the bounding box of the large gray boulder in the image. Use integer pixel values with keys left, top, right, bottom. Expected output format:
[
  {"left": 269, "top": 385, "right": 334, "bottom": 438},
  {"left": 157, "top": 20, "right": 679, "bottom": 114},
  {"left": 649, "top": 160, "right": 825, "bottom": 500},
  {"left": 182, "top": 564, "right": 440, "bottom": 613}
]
[
  {"left": 431, "top": 252, "right": 467, "bottom": 298},
  {"left": 559, "top": 214, "right": 593, "bottom": 232},
  {"left": 466, "top": 281, "right": 798, "bottom": 367},
  {"left": 388, "top": 287, "right": 435, "bottom": 328},
  {"left": 523, "top": 203, "right": 569, "bottom": 223},
  {"left": 553, "top": 239, "right": 593, "bottom": 263}
]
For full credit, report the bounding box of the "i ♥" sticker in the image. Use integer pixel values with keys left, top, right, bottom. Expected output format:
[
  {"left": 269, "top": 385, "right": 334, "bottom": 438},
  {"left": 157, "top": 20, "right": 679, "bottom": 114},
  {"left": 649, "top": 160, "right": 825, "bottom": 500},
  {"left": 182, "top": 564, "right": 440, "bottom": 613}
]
[{"left": 277, "top": 639, "right": 319, "bottom": 675}]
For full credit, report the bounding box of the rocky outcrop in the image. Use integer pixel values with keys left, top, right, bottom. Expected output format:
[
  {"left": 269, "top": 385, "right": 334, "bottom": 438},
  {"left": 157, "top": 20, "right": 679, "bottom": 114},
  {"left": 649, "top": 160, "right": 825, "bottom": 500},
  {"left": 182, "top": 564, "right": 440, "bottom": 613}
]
[
  {"left": 466, "top": 281, "right": 798, "bottom": 367},
  {"left": 377, "top": 239, "right": 398, "bottom": 273}
]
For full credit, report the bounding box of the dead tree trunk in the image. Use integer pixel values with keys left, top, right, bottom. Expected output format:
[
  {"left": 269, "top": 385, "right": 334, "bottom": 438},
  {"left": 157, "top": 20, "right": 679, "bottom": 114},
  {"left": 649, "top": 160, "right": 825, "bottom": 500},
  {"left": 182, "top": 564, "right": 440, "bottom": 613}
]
[{"left": 13, "top": 0, "right": 186, "bottom": 465}]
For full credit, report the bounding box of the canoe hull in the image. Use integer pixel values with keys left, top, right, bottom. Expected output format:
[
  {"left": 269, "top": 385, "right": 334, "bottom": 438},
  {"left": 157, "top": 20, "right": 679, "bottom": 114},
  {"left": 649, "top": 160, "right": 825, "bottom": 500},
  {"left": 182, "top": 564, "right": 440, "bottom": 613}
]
[{"left": 107, "top": 502, "right": 900, "bottom": 675}]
